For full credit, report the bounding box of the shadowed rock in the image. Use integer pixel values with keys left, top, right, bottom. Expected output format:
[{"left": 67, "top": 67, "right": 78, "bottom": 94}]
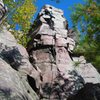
[{"left": 68, "top": 83, "right": 100, "bottom": 100}]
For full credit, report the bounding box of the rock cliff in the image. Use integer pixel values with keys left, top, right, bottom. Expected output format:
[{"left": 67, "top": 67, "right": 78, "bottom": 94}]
[
  {"left": 27, "top": 5, "right": 100, "bottom": 100},
  {"left": 0, "top": 1, "right": 40, "bottom": 100},
  {"left": 0, "top": 2, "right": 100, "bottom": 100}
]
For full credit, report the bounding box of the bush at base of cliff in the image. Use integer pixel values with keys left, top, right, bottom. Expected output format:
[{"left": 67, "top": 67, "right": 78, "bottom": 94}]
[{"left": 73, "top": 39, "right": 100, "bottom": 72}]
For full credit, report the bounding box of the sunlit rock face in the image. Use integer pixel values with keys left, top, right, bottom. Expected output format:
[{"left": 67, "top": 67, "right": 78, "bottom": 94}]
[
  {"left": 0, "top": 26, "right": 40, "bottom": 100},
  {"left": 73, "top": 56, "right": 100, "bottom": 84},
  {"left": 0, "top": 2, "right": 99, "bottom": 100},
  {"left": 27, "top": 5, "right": 84, "bottom": 99},
  {"left": 0, "top": 1, "right": 40, "bottom": 98}
]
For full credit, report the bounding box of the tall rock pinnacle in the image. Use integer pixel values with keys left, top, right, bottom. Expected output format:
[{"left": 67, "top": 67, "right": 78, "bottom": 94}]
[{"left": 27, "top": 5, "right": 84, "bottom": 99}]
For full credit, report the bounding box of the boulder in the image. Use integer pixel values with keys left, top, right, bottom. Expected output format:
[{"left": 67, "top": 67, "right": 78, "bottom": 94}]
[
  {"left": 0, "top": 58, "right": 38, "bottom": 100},
  {"left": 73, "top": 56, "right": 100, "bottom": 84},
  {"left": 68, "top": 83, "right": 100, "bottom": 100}
]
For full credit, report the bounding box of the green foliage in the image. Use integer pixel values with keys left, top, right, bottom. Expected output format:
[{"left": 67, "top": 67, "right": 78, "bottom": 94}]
[
  {"left": 3, "top": 0, "right": 36, "bottom": 47},
  {"left": 73, "top": 61, "right": 81, "bottom": 68},
  {"left": 71, "top": 0, "right": 100, "bottom": 70},
  {"left": 10, "top": 30, "right": 31, "bottom": 47},
  {"left": 4, "top": 0, "right": 36, "bottom": 32},
  {"left": 12, "top": 0, "right": 36, "bottom": 33}
]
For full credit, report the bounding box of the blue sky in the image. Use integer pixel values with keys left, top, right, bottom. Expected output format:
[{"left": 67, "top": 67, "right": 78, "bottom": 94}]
[{"left": 34, "top": 0, "right": 84, "bottom": 28}]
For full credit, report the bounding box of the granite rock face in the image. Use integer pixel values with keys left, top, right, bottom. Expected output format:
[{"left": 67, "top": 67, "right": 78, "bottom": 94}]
[
  {"left": 73, "top": 56, "right": 100, "bottom": 84},
  {"left": 0, "top": 2, "right": 100, "bottom": 100},
  {"left": 27, "top": 5, "right": 84, "bottom": 99},
  {"left": 0, "top": 26, "right": 42, "bottom": 89},
  {"left": 69, "top": 56, "right": 100, "bottom": 100},
  {"left": 0, "top": 27, "right": 40, "bottom": 99},
  {"left": 0, "top": 57, "right": 39, "bottom": 100},
  {"left": 0, "top": 1, "right": 40, "bottom": 99},
  {"left": 27, "top": 4, "right": 100, "bottom": 99}
]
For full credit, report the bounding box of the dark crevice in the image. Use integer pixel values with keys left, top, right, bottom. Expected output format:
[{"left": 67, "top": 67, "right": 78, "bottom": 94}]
[
  {"left": 1, "top": 47, "right": 23, "bottom": 71},
  {"left": 27, "top": 75, "right": 39, "bottom": 94},
  {"left": 49, "top": 47, "right": 56, "bottom": 61},
  {"left": 27, "top": 90, "right": 30, "bottom": 94}
]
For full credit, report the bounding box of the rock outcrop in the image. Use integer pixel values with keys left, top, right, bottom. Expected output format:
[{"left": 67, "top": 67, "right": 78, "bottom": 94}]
[
  {"left": 0, "top": 26, "right": 41, "bottom": 100},
  {"left": 27, "top": 4, "right": 100, "bottom": 100},
  {"left": 0, "top": 2, "right": 100, "bottom": 100},
  {"left": 25, "top": 5, "right": 95, "bottom": 99},
  {"left": 73, "top": 56, "right": 100, "bottom": 84},
  {"left": 0, "top": 1, "right": 40, "bottom": 99}
]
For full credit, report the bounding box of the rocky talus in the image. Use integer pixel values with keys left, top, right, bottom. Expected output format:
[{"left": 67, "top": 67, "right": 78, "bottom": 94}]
[{"left": 0, "top": 2, "right": 100, "bottom": 100}]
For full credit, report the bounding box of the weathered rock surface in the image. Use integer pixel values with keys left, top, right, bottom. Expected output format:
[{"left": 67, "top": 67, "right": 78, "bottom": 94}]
[
  {"left": 0, "top": 25, "right": 41, "bottom": 99},
  {"left": 27, "top": 5, "right": 83, "bottom": 99},
  {"left": 73, "top": 56, "right": 100, "bottom": 84},
  {"left": 0, "top": 57, "right": 38, "bottom": 100},
  {"left": 0, "top": 2, "right": 100, "bottom": 100},
  {"left": 27, "top": 4, "right": 100, "bottom": 100},
  {"left": 0, "top": 1, "right": 41, "bottom": 99},
  {"left": 0, "top": 26, "right": 42, "bottom": 87}
]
